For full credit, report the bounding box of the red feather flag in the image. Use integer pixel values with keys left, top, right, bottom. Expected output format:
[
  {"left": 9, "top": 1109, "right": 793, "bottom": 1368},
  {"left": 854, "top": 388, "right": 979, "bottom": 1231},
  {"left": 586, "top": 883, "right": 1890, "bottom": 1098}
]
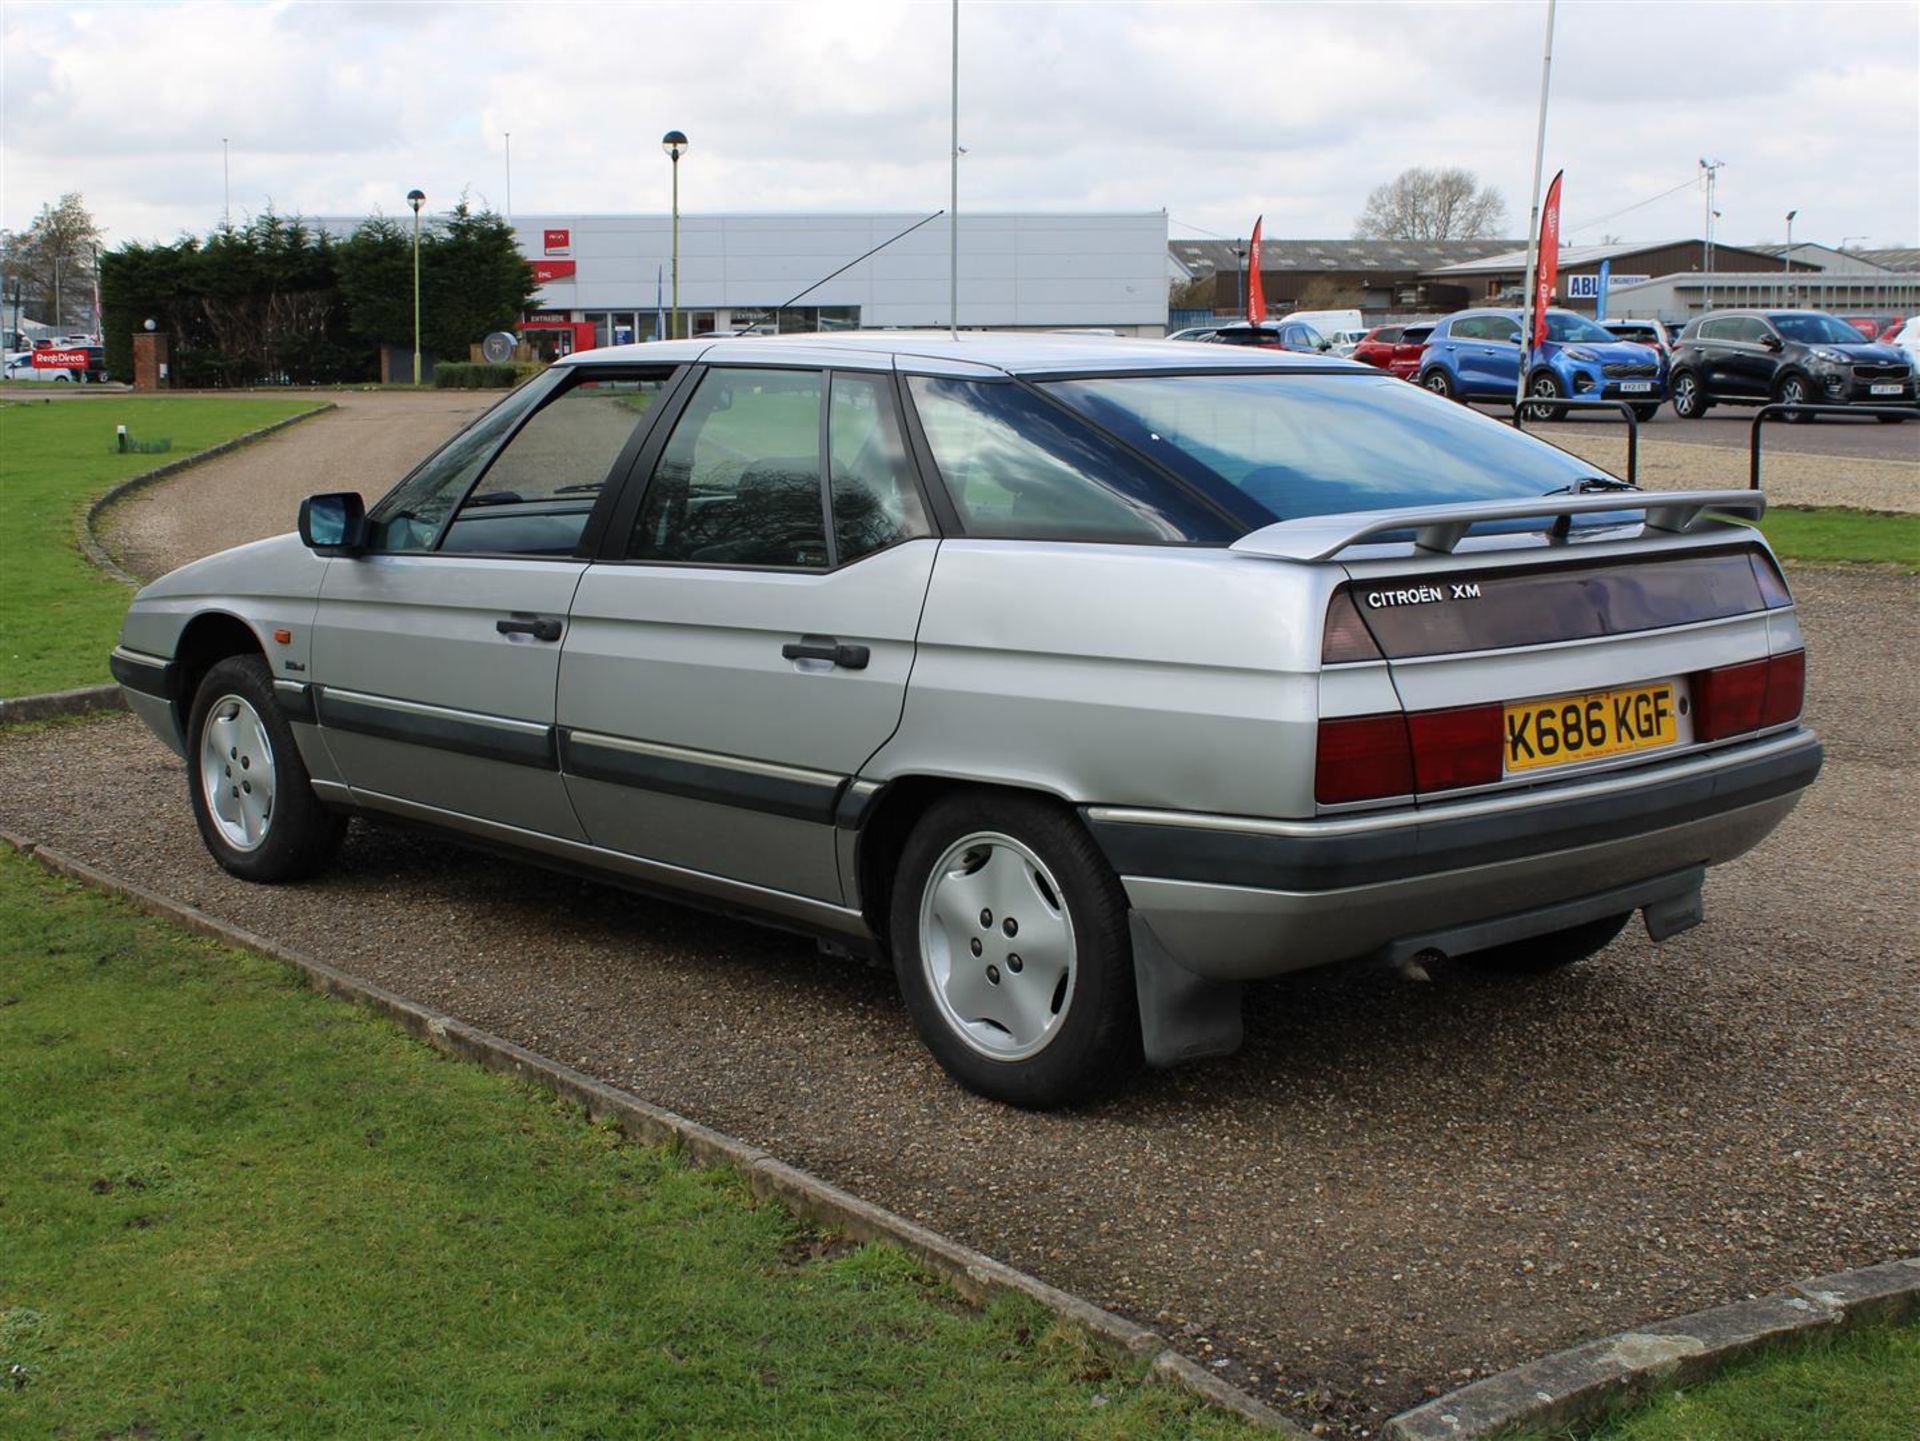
[
  {"left": 1246, "top": 216, "right": 1266, "bottom": 325},
  {"left": 1531, "top": 171, "right": 1564, "bottom": 350}
]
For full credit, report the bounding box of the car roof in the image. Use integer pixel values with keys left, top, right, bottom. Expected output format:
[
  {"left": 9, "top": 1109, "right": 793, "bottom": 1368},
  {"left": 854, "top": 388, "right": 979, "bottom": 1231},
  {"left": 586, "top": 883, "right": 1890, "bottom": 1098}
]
[{"left": 562, "top": 330, "right": 1367, "bottom": 378}]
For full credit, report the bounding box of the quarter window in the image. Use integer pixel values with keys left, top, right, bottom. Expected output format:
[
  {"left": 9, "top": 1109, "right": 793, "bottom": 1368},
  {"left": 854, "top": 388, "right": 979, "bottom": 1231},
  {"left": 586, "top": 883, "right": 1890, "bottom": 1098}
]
[
  {"left": 829, "top": 373, "right": 929, "bottom": 562},
  {"left": 905, "top": 376, "right": 1237, "bottom": 543},
  {"left": 628, "top": 368, "right": 830, "bottom": 568}
]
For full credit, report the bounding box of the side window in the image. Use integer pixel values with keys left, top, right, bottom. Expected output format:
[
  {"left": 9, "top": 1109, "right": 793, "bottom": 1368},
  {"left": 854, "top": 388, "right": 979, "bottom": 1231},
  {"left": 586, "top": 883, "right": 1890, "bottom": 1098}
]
[
  {"left": 1738, "top": 317, "right": 1776, "bottom": 345},
  {"left": 440, "top": 374, "right": 670, "bottom": 556},
  {"left": 628, "top": 368, "right": 829, "bottom": 568},
  {"left": 829, "top": 372, "right": 929, "bottom": 563},
  {"left": 1698, "top": 318, "right": 1730, "bottom": 342},
  {"left": 365, "top": 374, "right": 555, "bottom": 552},
  {"left": 1450, "top": 317, "right": 1483, "bottom": 341},
  {"left": 1486, "top": 317, "right": 1522, "bottom": 344},
  {"left": 905, "top": 376, "right": 1233, "bottom": 544}
]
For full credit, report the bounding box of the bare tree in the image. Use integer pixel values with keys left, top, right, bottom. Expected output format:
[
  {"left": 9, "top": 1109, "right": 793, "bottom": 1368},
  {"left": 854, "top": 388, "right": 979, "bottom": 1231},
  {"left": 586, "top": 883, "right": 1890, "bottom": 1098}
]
[
  {"left": 1, "top": 193, "right": 104, "bottom": 332},
  {"left": 1353, "top": 167, "right": 1509, "bottom": 241}
]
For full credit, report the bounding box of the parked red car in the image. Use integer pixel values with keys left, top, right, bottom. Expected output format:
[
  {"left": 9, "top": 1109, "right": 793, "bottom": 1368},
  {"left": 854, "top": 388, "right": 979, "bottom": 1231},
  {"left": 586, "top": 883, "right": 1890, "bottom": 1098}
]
[
  {"left": 1879, "top": 318, "right": 1907, "bottom": 343},
  {"left": 1841, "top": 315, "right": 1895, "bottom": 340},
  {"left": 1350, "top": 322, "right": 1434, "bottom": 380}
]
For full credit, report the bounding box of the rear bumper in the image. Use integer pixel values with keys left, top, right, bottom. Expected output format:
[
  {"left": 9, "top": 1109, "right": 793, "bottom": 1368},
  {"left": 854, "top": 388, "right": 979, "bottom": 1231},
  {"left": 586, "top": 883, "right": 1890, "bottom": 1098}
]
[{"left": 1085, "top": 729, "right": 1822, "bottom": 981}]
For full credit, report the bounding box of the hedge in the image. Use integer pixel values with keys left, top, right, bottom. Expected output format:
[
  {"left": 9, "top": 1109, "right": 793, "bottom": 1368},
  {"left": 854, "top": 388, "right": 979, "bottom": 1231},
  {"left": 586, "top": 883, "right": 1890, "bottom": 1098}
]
[{"left": 432, "top": 362, "right": 521, "bottom": 389}]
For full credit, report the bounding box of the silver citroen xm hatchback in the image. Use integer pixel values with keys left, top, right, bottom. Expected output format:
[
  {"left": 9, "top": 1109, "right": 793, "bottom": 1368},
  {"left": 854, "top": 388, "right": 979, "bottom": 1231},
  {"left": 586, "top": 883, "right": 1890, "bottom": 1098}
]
[{"left": 111, "top": 333, "right": 1821, "bottom": 1107}]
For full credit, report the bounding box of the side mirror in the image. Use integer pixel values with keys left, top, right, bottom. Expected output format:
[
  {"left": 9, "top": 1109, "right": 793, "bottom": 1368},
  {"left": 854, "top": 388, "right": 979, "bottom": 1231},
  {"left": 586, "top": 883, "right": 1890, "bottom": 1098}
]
[
  {"left": 1761, "top": 333, "right": 1783, "bottom": 352},
  {"left": 1317, "top": 338, "right": 1333, "bottom": 352},
  {"left": 298, "top": 492, "right": 368, "bottom": 554}
]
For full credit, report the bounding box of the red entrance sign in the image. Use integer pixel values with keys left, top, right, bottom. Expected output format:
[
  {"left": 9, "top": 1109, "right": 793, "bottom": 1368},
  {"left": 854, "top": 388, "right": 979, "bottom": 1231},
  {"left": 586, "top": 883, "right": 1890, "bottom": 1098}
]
[
  {"left": 33, "top": 349, "right": 88, "bottom": 369},
  {"left": 531, "top": 259, "right": 577, "bottom": 284},
  {"left": 543, "top": 228, "right": 571, "bottom": 255}
]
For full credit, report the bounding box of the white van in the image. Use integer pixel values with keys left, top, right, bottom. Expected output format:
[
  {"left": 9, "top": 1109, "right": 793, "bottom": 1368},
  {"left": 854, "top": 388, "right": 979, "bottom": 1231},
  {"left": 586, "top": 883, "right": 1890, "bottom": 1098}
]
[{"left": 1281, "top": 309, "right": 1365, "bottom": 348}]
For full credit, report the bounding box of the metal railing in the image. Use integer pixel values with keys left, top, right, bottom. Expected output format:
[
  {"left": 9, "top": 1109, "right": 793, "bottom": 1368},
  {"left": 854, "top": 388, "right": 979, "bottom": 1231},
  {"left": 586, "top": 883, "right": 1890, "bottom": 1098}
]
[
  {"left": 1507, "top": 397, "right": 1641, "bottom": 487},
  {"left": 1748, "top": 403, "right": 1918, "bottom": 489}
]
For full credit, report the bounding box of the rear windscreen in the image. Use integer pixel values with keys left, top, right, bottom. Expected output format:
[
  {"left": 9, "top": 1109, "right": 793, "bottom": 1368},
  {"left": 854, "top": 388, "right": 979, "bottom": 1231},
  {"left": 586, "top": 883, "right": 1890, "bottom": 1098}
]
[{"left": 1045, "top": 372, "right": 1621, "bottom": 528}]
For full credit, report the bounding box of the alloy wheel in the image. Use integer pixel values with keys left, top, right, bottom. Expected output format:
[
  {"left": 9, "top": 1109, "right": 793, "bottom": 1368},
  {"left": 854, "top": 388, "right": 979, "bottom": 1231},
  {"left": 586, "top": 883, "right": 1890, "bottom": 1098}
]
[{"left": 198, "top": 693, "right": 277, "bottom": 851}]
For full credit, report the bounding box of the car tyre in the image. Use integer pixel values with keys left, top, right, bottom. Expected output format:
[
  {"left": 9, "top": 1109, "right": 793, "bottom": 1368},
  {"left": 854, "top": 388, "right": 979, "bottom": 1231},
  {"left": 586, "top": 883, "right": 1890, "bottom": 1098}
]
[
  {"left": 1874, "top": 412, "right": 1909, "bottom": 424},
  {"left": 1456, "top": 912, "right": 1632, "bottom": 975},
  {"left": 1420, "top": 367, "right": 1458, "bottom": 402},
  {"left": 1776, "top": 373, "right": 1814, "bottom": 423},
  {"left": 186, "top": 653, "right": 344, "bottom": 883},
  {"left": 889, "top": 791, "right": 1141, "bottom": 1109},
  {"left": 1630, "top": 402, "right": 1661, "bottom": 422},
  {"left": 1670, "top": 369, "right": 1709, "bottom": 418},
  {"left": 1523, "top": 370, "right": 1567, "bottom": 422}
]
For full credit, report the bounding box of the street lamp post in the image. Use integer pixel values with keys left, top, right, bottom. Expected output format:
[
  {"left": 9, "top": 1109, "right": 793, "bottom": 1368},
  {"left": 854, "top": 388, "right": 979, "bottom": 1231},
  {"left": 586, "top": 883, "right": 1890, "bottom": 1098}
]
[
  {"left": 407, "top": 189, "right": 425, "bottom": 385},
  {"left": 661, "top": 130, "right": 688, "bottom": 340}
]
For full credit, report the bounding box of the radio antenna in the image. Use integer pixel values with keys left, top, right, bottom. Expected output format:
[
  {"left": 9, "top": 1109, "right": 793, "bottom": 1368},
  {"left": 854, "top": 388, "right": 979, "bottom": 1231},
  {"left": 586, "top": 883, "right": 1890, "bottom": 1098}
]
[{"left": 737, "top": 210, "right": 947, "bottom": 333}]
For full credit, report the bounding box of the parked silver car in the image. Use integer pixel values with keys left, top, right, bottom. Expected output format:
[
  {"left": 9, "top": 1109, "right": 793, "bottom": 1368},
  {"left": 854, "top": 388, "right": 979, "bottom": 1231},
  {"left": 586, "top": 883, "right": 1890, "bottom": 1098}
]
[{"left": 111, "top": 333, "right": 1821, "bottom": 1107}]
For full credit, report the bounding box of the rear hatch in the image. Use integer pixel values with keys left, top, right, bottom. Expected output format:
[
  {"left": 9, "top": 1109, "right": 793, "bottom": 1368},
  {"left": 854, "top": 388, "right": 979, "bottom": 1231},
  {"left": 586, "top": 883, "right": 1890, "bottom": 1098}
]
[{"left": 1237, "top": 492, "right": 1808, "bottom": 812}]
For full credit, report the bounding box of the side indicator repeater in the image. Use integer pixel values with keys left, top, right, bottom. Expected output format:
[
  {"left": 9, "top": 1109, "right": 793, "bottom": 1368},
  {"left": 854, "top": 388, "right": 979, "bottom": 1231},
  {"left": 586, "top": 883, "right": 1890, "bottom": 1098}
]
[{"left": 273, "top": 628, "right": 293, "bottom": 645}]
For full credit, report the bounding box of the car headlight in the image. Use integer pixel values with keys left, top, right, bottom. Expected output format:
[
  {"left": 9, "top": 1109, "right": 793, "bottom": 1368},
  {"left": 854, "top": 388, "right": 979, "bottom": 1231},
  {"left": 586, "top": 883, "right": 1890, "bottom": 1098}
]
[
  {"left": 1564, "top": 347, "right": 1599, "bottom": 363},
  {"left": 1810, "top": 347, "right": 1851, "bottom": 365}
]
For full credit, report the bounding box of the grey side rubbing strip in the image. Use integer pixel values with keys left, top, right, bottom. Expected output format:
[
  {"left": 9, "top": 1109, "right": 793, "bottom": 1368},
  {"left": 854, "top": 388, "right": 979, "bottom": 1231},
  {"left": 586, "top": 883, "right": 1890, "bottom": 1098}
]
[
  {"left": 108, "top": 647, "right": 175, "bottom": 700},
  {"left": 272, "top": 680, "right": 317, "bottom": 725},
  {"left": 561, "top": 729, "right": 847, "bottom": 824},
  {"left": 316, "top": 687, "right": 557, "bottom": 770},
  {"left": 835, "top": 779, "right": 884, "bottom": 831}
]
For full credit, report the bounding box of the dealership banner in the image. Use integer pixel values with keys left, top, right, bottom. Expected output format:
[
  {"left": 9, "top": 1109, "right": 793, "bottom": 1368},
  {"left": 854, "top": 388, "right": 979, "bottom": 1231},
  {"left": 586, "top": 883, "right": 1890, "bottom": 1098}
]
[
  {"left": 1531, "top": 170, "right": 1564, "bottom": 349},
  {"left": 33, "top": 348, "right": 88, "bottom": 370},
  {"left": 530, "top": 259, "right": 577, "bottom": 284},
  {"left": 1246, "top": 216, "right": 1266, "bottom": 325}
]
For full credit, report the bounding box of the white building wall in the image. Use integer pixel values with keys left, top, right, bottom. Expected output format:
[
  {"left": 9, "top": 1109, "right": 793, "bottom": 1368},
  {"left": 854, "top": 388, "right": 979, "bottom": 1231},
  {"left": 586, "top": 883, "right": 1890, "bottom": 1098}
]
[{"left": 515, "top": 212, "right": 1169, "bottom": 328}]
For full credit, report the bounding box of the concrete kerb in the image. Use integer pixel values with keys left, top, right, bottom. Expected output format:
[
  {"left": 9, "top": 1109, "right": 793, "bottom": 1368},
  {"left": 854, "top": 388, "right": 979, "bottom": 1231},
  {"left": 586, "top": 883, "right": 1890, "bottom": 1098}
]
[
  {"left": 1386, "top": 1259, "right": 1920, "bottom": 1440},
  {"left": 79, "top": 402, "right": 337, "bottom": 588},
  {"left": 0, "top": 828, "right": 1308, "bottom": 1438},
  {"left": 0, "top": 683, "right": 128, "bottom": 726}
]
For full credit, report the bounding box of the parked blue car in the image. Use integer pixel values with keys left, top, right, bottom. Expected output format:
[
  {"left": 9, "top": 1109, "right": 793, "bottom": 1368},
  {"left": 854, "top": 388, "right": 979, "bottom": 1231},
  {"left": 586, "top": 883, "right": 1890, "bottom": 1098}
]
[{"left": 1417, "top": 307, "right": 1667, "bottom": 419}]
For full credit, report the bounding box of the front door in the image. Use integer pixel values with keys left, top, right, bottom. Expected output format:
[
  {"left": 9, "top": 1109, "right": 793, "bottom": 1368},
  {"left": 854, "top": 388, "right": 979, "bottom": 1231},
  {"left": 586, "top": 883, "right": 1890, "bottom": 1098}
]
[
  {"left": 558, "top": 364, "right": 938, "bottom": 903},
  {"left": 311, "top": 367, "right": 675, "bottom": 838}
]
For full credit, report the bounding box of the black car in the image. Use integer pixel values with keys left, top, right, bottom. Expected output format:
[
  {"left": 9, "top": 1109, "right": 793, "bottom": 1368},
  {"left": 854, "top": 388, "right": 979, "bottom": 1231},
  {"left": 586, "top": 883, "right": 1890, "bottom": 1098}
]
[
  {"left": 1669, "top": 309, "right": 1914, "bottom": 422},
  {"left": 1167, "top": 320, "right": 1331, "bottom": 354}
]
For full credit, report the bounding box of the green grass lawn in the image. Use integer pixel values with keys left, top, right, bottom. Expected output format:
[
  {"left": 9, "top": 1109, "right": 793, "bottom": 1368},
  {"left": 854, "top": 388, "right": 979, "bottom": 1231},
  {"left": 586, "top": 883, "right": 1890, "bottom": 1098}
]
[
  {"left": 0, "top": 850, "right": 1248, "bottom": 1439},
  {"left": 1756, "top": 506, "right": 1920, "bottom": 572},
  {"left": 0, "top": 396, "right": 323, "bottom": 697},
  {"left": 1520, "top": 1321, "right": 1920, "bottom": 1441}
]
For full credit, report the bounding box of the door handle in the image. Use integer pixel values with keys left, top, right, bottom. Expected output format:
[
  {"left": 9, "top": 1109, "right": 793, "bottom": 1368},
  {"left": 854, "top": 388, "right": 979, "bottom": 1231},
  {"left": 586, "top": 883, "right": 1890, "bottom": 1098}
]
[
  {"left": 782, "top": 635, "right": 870, "bottom": 670},
  {"left": 497, "top": 613, "right": 563, "bottom": 642}
]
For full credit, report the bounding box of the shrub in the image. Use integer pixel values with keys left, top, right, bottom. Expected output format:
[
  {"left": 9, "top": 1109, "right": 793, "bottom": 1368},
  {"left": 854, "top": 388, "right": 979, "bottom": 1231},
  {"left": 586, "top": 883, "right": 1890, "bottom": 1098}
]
[{"left": 432, "top": 362, "right": 520, "bottom": 389}]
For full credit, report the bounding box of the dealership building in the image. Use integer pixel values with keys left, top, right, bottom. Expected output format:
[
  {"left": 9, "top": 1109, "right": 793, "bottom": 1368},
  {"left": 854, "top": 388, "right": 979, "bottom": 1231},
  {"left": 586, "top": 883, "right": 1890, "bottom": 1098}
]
[{"left": 501, "top": 211, "right": 1170, "bottom": 352}]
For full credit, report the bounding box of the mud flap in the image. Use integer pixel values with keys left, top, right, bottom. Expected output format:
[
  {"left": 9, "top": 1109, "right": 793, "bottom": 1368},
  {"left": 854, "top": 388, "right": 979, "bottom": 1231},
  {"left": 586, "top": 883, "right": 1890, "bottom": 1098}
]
[
  {"left": 1130, "top": 912, "right": 1244, "bottom": 1068},
  {"left": 1643, "top": 884, "right": 1705, "bottom": 942}
]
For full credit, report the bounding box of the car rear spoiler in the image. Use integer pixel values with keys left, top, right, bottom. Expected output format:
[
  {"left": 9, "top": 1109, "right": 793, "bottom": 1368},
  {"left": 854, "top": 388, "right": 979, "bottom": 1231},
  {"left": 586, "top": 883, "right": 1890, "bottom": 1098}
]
[{"left": 1229, "top": 489, "right": 1769, "bottom": 563}]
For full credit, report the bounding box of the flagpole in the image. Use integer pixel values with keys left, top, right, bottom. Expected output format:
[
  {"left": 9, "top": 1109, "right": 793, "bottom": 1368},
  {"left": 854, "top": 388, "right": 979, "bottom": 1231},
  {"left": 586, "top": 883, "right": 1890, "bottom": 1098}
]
[
  {"left": 949, "top": 0, "right": 959, "bottom": 339},
  {"left": 1514, "top": 0, "right": 1557, "bottom": 415}
]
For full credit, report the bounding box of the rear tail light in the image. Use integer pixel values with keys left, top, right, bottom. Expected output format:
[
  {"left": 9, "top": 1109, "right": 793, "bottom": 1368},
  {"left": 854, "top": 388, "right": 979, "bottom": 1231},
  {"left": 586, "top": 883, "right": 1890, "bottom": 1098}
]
[
  {"left": 1692, "top": 649, "right": 1804, "bottom": 741},
  {"left": 1315, "top": 714, "right": 1413, "bottom": 804},
  {"left": 1407, "top": 704, "right": 1504, "bottom": 792},
  {"left": 1322, "top": 590, "right": 1382, "bottom": 663},
  {"left": 1316, "top": 704, "right": 1502, "bottom": 804}
]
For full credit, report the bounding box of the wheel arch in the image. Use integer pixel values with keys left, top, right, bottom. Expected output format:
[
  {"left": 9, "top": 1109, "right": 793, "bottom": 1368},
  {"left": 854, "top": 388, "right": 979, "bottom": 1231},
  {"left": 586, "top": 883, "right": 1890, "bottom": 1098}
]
[
  {"left": 851, "top": 774, "right": 1091, "bottom": 953},
  {"left": 172, "top": 611, "right": 268, "bottom": 734}
]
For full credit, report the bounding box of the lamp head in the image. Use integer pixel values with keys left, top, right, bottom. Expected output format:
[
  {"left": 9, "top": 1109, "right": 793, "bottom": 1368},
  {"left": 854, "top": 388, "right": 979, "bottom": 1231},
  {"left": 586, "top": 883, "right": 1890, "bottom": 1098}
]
[
  {"left": 406, "top": 189, "right": 425, "bottom": 213},
  {"left": 661, "top": 130, "right": 689, "bottom": 162}
]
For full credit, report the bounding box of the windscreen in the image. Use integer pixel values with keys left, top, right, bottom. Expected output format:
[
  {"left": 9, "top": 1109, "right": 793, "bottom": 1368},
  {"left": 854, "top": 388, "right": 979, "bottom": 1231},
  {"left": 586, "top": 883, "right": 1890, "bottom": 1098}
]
[{"left": 1043, "top": 372, "right": 1620, "bottom": 523}]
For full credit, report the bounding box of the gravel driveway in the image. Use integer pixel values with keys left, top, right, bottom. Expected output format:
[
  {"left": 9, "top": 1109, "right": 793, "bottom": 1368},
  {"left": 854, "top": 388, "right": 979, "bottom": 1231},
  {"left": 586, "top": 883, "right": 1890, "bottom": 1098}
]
[
  {"left": 96, "top": 390, "right": 490, "bottom": 583},
  {"left": 4, "top": 567, "right": 1914, "bottom": 1436}
]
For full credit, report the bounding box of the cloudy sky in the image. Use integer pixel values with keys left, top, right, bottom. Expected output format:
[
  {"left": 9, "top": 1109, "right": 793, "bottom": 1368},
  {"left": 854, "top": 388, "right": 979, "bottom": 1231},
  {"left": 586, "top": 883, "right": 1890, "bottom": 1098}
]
[{"left": 4, "top": 0, "right": 1915, "bottom": 252}]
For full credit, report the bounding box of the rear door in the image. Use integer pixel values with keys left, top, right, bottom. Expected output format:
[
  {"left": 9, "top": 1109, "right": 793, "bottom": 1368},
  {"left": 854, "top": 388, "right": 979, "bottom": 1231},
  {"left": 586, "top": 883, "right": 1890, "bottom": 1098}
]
[
  {"left": 311, "top": 367, "right": 675, "bottom": 838},
  {"left": 558, "top": 361, "right": 938, "bottom": 903}
]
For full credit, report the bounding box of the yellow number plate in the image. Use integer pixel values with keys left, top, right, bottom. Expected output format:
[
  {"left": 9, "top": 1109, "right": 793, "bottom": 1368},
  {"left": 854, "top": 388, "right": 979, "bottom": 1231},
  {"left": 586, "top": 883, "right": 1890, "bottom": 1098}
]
[{"left": 1504, "top": 681, "right": 1680, "bottom": 772}]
